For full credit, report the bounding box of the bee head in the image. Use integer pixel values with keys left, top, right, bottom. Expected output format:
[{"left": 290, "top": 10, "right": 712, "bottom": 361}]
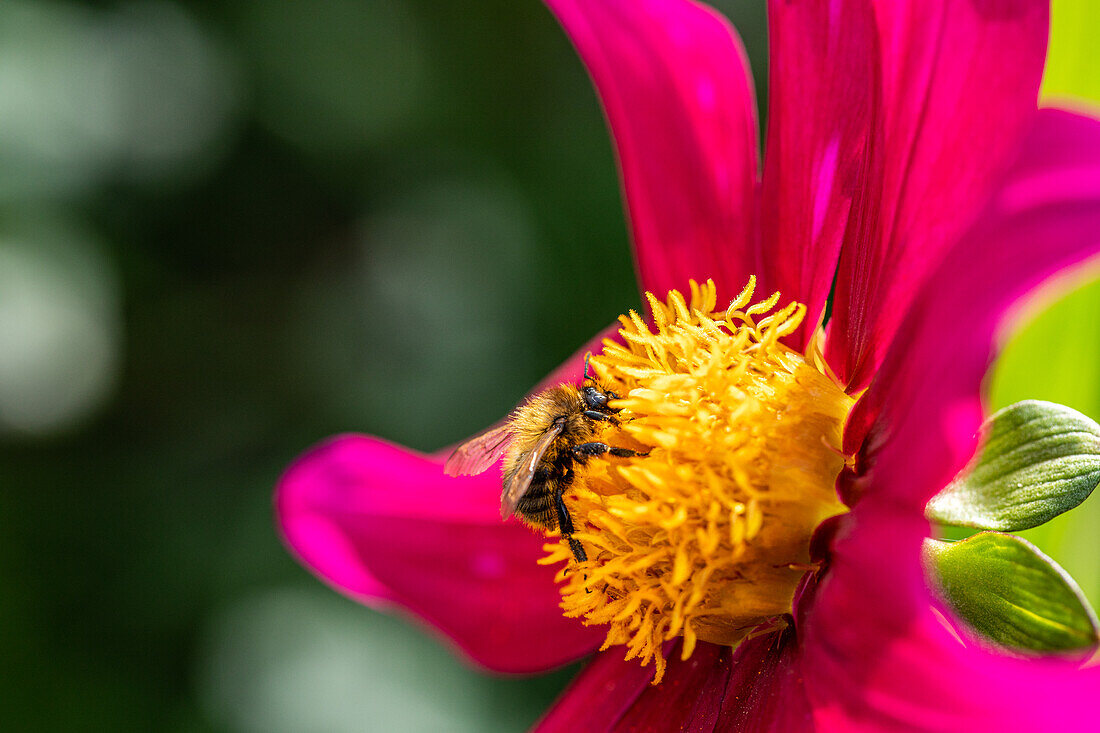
[
  {"left": 581, "top": 384, "right": 608, "bottom": 410},
  {"left": 583, "top": 352, "right": 620, "bottom": 411},
  {"left": 582, "top": 384, "right": 622, "bottom": 413}
]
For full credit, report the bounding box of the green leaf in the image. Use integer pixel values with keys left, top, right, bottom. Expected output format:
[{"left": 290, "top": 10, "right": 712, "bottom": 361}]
[
  {"left": 989, "top": 253, "right": 1100, "bottom": 617},
  {"left": 927, "top": 400, "right": 1100, "bottom": 531},
  {"left": 925, "top": 533, "right": 1099, "bottom": 654},
  {"left": 1042, "top": 0, "right": 1100, "bottom": 103}
]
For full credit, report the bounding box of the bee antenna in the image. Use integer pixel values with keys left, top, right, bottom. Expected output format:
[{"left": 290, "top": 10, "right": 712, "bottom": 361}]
[{"left": 583, "top": 352, "right": 593, "bottom": 382}]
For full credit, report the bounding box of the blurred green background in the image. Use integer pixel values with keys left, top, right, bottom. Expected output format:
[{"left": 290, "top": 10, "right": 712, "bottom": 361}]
[{"left": 0, "top": 1, "right": 1095, "bottom": 731}]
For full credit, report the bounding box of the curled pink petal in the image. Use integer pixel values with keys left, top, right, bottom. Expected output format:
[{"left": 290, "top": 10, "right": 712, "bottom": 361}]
[
  {"left": 760, "top": 0, "right": 880, "bottom": 349},
  {"left": 544, "top": 0, "right": 759, "bottom": 300},
  {"left": 276, "top": 434, "right": 604, "bottom": 673},
  {"left": 827, "top": 0, "right": 1049, "bottom": 390},
  {"left": 813, "top": 107, "right": 1100, "bottom": 728}
]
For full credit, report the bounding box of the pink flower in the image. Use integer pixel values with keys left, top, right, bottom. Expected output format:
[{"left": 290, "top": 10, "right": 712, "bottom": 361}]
[{"left": 276, "top": 0, "right": 1100, "bottom": 729}]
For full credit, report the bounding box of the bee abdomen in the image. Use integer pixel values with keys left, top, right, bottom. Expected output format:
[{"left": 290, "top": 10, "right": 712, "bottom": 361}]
[{"left": 516, "top": 480, "right": 558, "bottom": 529}]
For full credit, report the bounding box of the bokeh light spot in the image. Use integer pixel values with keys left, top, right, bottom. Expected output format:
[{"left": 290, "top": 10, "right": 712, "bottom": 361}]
[{"left": 0, "top": 221, "right": 121, "bottom": 435}]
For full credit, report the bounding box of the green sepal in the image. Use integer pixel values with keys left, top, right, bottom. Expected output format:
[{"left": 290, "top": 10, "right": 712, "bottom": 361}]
[
  {"left": 927, "top": 400, "right": 1100, "bottom": 531},
  {"left": 925, "top": 532, "right": 1099, "bottom": 655}
]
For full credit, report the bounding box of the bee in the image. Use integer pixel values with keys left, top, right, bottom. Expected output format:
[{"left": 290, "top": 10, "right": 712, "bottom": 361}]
[{"left": 444, "top": 356, "right": 647, "bottom": 563}]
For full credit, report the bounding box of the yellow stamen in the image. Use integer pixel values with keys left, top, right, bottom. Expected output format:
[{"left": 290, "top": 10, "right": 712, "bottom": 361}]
[{"left": 543, "top": 278, "right": 853, "bottom": 683}]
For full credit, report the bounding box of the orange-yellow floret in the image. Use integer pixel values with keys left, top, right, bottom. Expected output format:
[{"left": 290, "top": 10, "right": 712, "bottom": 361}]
[{"left": 538, "top": 278, "right": 852, "bottom": 683}]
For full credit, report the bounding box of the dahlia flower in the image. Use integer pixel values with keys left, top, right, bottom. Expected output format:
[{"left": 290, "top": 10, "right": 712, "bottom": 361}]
[{"left": 276, "top": 0, "right": 1100, "bottom": 728}]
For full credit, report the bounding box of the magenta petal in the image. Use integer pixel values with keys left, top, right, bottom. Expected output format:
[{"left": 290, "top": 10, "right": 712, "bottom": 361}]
[
  {"left": 276, "top": 435, "right": 604, "bottom": 673},
  {"left": 805, "top": 503, "right": 1100, "bottom": 731},
  {"left": 612, "top": 642, "right": 731, "bottom": 732},
  {"left": 827, "top": 0, "right": 1049, "bottom": 390},
  {"left": 536, "top": 641, "right": 731, "bottom": 733},
  {"left": 533, "top": 649, "right": 658, "bottom": 732},
  {"left": 277, "top": 326, "right": 620, "bottom": 672},
  {"left": 760, "top": 0, "right": 880, "bottom": 350},
  {"left": 809, "top": 108, "right": 1100, "bottom": 728},
  {"left": 713, "top": 626, "right": 812, "bottom": 733},
  {"left": 544, "top": 0, "right": 759, "bottom": 299},
  {"left": 844, "top": 108, "right": 1100, "bottom": 509},
  {"left": 537, "top": 632, "right": 811, "bottom": 732}
]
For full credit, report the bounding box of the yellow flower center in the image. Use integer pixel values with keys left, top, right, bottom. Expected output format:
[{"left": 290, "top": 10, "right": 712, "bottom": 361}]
[{"left": 539, "top": 278, "right": 853, "bottom": 683}]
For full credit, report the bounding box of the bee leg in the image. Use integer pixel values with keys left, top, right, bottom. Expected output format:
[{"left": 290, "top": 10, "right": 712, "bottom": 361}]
[
  {"left": 569, "top": 538, "right": 589, "bottom": 566},
  {"left": 572, "top": 442, "right": 650, "bottom": 461},
  {"left": 553, "top": 488, "right": 588, "bottom": 564},
  {"left": 583, "top": 410, "right": 611, "bottom": 421}
]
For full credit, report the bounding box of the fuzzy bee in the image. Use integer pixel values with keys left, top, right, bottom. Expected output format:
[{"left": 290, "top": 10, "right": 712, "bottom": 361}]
[{"left": 444, "top": 357, "right": 647, "bottom": 562}]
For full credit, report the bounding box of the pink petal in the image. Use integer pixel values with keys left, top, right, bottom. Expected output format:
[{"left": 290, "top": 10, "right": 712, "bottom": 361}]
[
  {"left": 536, "top": 640, "right": 733, "bottom": 732},
  {"left": 544, "top": 0, "right": 759, "bottom": 300},
  {"left": 812, "top": 108, "right": 1100, "bottom": 728},
  {"left": 536, "top": 630, "right": 811, "bottom": 732},
  {"left": 759, "top": 0, "right": 880, "bottom": 350},
  {"left": 843, "top": 107, "right": 1100, "bottom": 509},
  {"left": 533, "top": 648, "right": 659, "bottom": 732},
  {"left": 276, "top": 330, "right": 620, "bottom": 673},
  {"left": 276, "top": 435, "right": 604, "bottom": 673},
  {"left": 712, "top": 626, "right": 813, "bottom": 733},
  {"left": 806, "top": 503, "right": 1100, "bottom": 731},
  {"left": 826, "top": 0, "right": 1049, "bottom": 390},
  {"left": 612, "top": 642, "right": 731, "bottom": 732}
]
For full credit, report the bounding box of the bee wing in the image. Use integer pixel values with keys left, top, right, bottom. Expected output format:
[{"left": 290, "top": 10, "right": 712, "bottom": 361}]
[
  {"left": 444, "top": 423, "right": 514, "bottom": 477},
  {"left": 501, "top": 420, "right": 565, "bottom": 519}
]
